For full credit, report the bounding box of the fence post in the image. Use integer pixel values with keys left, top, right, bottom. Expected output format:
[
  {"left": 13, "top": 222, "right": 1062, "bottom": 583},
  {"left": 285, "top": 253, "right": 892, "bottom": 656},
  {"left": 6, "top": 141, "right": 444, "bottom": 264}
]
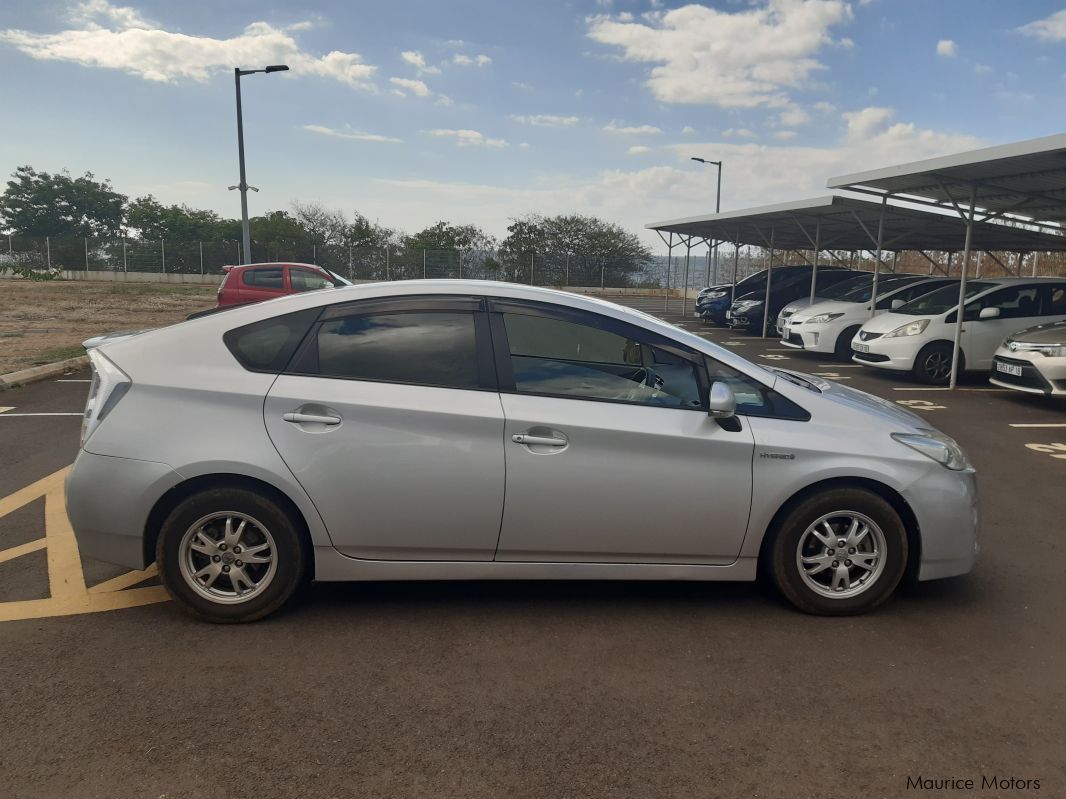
[
  {"left": 530, "top": 252, "right": 534, "bottom": 285},
  {"left": 84, "top": 237, "right": 89, "bottom": 270},
  {"left": 6, "top": 234, "right": 10, "bottom": 255},
  {"left": 312, "top": 244, "right": 316, "bottom": 265},
  {"left": 46, "top": 236, "right": 51, "bottom": 270},
  {"left": 198, "top": 241, "right": 203, "bottom": 274},
  {"left": 161, "top": 239, "right": 166, "bottom": 273},
  {"left": 348, "top": 243, "right": 353, "bottom": 280},
  {"left": 423, "top": 249, "right": 427, "bottom": 279},
  {"left": 122, "top": 238, "right": 127, "bottom": 272},
  {"left": 458, "top": 250, "right": 463, "bottom": 279},
  {"left": 385, "top": 247, "right": 390, "bottom": 280},
  {"left": 600, "top": 260, "right": 605, "bottom": 290},
  {"left": 565, "top": 253, "right": 569, "bottom": 286}
]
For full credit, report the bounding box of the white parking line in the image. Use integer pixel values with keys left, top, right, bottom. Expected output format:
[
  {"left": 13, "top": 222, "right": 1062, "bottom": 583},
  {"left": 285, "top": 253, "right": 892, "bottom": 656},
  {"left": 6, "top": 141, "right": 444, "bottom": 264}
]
[
  {"left": 0, "top": 407, "right": 14, "bottom": 414},
  {"left": 0, "top": 413, "right": 82, "bottom": 417},
  {"left": 818, "top": 364, "right": 863, "bottom": 368},
  {"left": 890, "top": 387, "right": 1011, "bottom": 392},
  {"left": 56, "top": 379, "right": 90, "bottom": 383},
  {"left": 1010, "top": 423, "right": 1066, "bottom": 428}
]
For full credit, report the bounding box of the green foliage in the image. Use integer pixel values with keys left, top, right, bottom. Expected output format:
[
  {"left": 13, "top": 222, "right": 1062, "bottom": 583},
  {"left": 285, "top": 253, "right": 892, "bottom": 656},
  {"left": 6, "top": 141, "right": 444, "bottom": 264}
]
[
  {"left": 127, "top": 195, "right": 227, "bottom": 240},
  {"left": 0, "top": 166, "right": 126, "bottom": 238},
  {"left": 404, "top": 221, "right": 497, "bottom": 251}
]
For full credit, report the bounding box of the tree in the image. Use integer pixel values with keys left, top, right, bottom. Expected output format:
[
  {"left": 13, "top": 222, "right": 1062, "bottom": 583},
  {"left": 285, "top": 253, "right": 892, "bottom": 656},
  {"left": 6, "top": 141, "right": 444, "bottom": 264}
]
[
  {"left": 127, "top": 195, "right": 228, "bottom": 240},
  {"left": 404, "top": 221, "right": 497, "bottom": 251},
  {"left": 0, "top": 165, "right": 126, "bottom": 238}
]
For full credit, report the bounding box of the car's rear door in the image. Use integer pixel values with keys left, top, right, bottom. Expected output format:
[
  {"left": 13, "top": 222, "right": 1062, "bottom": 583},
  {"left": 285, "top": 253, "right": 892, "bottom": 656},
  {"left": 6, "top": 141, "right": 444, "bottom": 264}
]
[
  {"left": 489, "top": 299, "right": 755, "bottom": 565},
  {"left": 263, "top": 295, "right": 506, "bottom": 560}
]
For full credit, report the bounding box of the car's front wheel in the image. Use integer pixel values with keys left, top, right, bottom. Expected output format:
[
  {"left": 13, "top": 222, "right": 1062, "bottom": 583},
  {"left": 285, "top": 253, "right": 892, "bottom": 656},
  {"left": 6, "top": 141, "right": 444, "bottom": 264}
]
[
  {"left": 834, "top": 325, "right": 861, "bottom": 361},
  {"left": 769, "top": 487, "right": 908, "bottom": 615},
  {"left": 157, "top": 486, "right": 307, "bottom": 623},
  {"left": 912, "top": 341, "right": 959, "bottom": 385}
]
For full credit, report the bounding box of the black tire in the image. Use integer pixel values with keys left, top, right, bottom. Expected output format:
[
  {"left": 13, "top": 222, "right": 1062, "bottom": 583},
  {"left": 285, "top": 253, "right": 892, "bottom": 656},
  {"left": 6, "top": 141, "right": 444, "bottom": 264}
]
[
  {"left": 768, "top": 487, "right": 908, "bottom": 615},
  {"left": 834, "top": 325, "right": 861, "bottom": 362},
  {"left": 156, "top": 486, "right": 308, "bottom": 623},
  {"left": 912, "top": 341, "right": 960, "bottom": 385}
]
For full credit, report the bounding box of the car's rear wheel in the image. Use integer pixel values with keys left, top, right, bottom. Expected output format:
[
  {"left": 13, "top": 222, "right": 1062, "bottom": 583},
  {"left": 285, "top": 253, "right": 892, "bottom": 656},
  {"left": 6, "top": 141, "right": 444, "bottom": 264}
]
[
  {"left": 912, "top": 342, "right": 959, "bottom": 385},
  {"left": 834, "top": 325, "right": 861, "bottom": 361},
  {"left": 157, "top": 487, "right": 307, "bottom": 623},
  {"left": 769, "top": 487, "right": 907, "bottom": 615}
]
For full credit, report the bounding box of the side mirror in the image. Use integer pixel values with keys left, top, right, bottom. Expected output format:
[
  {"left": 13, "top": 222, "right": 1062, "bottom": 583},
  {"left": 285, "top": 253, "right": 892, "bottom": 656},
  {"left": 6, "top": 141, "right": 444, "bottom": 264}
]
[
  {"left": 707, "top": 381, "right": 737, "bottom": 419},
  {"left": 979, "top": 307, "right": 1001, "bottom": 320},
  {"left": 891, "top": 299, "right": 904, "bottom": 309}
]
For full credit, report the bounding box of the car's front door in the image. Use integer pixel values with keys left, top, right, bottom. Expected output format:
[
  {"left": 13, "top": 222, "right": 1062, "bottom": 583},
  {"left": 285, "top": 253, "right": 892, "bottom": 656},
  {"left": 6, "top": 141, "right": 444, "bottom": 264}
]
[
  {"left": 263, "top": 296, "right": 506, "bottom": 560},
  {"left": 960, "top": 283, "right": 1057, "bottom": 370},
  {"left": 489, "top": 300, "right": 756, "bottom": 565}
]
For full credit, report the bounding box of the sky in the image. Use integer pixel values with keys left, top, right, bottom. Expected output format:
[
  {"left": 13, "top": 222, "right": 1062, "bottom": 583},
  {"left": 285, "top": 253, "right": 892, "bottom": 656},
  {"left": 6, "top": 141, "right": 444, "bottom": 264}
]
[{"left": 3, "top": 0, "right": 1066, "bottom": 247}]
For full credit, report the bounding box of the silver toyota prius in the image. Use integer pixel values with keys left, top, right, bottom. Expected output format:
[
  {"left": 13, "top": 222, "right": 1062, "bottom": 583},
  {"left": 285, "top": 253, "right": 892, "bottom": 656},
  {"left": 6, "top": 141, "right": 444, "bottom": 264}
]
[{"left": 66, "top": 281, "right": 978, "bottom": 622}]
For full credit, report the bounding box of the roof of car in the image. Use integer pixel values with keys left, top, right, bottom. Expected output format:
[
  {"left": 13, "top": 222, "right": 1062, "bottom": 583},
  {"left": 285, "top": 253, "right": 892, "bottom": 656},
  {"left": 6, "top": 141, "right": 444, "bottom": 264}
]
[{"left": 223, "top": 262, "right": 322, "bottom": 271}]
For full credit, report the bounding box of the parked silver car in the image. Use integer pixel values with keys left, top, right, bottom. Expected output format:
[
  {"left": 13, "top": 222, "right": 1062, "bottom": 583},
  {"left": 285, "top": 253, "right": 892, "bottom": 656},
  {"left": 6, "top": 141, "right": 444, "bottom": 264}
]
[
  {"left": 66, "top": 281, "right": 978, "bottom": 622},
  {"left": 989, "top": 319, "right": 1066, "bottom": 397}
]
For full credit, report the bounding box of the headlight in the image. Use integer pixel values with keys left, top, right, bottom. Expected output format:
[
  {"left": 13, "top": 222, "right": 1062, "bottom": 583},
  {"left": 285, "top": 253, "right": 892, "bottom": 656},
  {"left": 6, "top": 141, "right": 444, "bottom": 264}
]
[
  {"left": 1009, "top": 340, "right": 1066, "bottom": 357},
  {"left": 701, "top": 290, "right": 726, "bottom": 300},
  {"left": 1039, "top": 345, "right": 1066, "bottom": 357},
  {"left": 805, "top": 312, "right": 845, "bottom": 324},
  {"left": 891, "top": 429, "right": 971, "bottom": 471},
  {"left": 81, "top": 349, "right": 131, "bottom": 447},
  {"left": 884, "top": 318, "right": 930, "bottom": 338},
  {"left": 734, "top": 300, "right": 759, "bottom": 310}
]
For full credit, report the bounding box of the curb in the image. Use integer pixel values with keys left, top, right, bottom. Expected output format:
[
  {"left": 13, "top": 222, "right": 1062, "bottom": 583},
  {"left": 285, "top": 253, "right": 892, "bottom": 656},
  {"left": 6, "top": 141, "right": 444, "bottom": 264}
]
[{"left": 0, "top": 355, "right": 90, "bottom": 390}]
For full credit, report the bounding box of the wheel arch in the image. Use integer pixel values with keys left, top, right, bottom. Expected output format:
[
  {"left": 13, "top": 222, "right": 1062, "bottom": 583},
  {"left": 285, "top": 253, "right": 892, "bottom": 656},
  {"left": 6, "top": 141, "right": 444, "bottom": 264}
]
[
  {"left": 143, "top": 473, "right": 314, "bottom": 569},
  {"left": 757, "top": 476, "right": 921, "bottom": 581}
]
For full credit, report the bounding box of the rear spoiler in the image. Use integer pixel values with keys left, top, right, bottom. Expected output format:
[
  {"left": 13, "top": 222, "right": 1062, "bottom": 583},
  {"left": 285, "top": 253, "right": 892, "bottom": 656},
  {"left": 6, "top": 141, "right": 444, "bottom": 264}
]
[{"left": 222, "top": 265, "right": 236, "bottom": 272}]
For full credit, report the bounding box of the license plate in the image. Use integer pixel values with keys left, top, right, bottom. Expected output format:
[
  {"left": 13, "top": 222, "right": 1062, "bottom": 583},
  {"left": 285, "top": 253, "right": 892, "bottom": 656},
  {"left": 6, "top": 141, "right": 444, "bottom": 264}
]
[
  {"left": 725, "top": 311, "right": 733, "bottom": 320},
  {"left": 996, "top": 361, "right": 1023, "bottom": 377},
  {"left": 854, "top": 343, "right": 870, "bottom": 353}
]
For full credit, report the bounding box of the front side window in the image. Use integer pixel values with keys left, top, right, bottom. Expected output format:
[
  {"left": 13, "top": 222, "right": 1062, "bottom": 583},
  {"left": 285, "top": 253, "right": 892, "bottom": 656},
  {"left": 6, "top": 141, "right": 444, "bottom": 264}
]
[
  {"left": 1042, "top": 284, "right": 1066, "bottom": 316},
  {"left": 242, "top": 267, "right": 284, "bottom": 289},
  {"left": 706, "top": 358, "right": 809, "bottom": 420},
  {"left": 293, "top": 311, "right": 480, "bottom": 389},
  {"left": 964, "top": 285, "right": 1040, "bottom": 321},
  {"left": 290, "top": 269, "right": 334, "bottom": 292},
  {"left": 502, "top": 312, "right": 703, "bottom": 408},
  {"left": 897, "top": 281, "right": 993, "bottom": 315}
]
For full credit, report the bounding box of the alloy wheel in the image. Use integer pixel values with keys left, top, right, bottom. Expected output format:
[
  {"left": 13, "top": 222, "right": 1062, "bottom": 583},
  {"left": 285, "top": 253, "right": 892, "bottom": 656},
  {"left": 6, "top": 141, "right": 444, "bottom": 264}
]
[
  {"left": 795, "top": 511, "right": 887, "bottom": 599},
  {"left": 178, "top": 512, "right": 278, "bottom": 604}
]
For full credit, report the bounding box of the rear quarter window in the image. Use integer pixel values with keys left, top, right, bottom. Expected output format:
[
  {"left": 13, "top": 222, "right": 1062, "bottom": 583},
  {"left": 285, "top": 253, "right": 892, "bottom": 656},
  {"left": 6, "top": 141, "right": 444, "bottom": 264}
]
[
  {"left": 242, "top": 267, "right": 284, "bottom": 289},
  {"left": 224, "top": 308, "right": 321, "bottom": 372}
]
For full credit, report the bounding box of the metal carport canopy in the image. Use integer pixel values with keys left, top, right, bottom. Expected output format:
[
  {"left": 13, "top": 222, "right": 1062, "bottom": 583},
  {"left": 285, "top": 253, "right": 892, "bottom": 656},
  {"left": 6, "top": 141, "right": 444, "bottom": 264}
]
[
  {"left": 646, "top": 194, "right": 1066, "bottom": 252},
  {"left": 827, "top": 133, "right": 1066, "bottom": 388}
]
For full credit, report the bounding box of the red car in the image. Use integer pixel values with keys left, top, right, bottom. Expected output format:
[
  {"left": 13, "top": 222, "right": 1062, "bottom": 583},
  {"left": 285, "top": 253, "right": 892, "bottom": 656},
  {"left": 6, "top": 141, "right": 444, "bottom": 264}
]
[{"left": 216, "top": 262, "right": 349, "bottom": 308}]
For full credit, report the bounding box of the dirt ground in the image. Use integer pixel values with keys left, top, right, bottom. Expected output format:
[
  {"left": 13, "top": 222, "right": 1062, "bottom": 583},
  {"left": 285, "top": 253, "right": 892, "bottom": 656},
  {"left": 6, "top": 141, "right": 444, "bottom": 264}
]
[{"left": 0, "top": 279, "right": 217, "bottom": 375}]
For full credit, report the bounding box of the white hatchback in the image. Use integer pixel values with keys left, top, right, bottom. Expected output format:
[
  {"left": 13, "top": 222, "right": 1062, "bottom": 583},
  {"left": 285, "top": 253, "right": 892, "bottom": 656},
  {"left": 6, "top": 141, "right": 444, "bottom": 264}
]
[{"left": 851, "top": 278, "right": 1066, "bottom": 384}]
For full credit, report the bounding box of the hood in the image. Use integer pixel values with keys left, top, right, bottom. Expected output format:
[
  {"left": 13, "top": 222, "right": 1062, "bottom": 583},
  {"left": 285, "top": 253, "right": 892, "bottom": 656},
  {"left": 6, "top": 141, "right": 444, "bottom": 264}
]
[
  {"left": 773, "top": 368, "right": 928, "bottom": 430},
  {"left": 857, "top": 310, "right": 920, "bottom": 334},
  {"left": 1006, "top": 319, "right": 1066, "bottom": 346},
  {"left": 790, "top": 299, "right": 869, "bottom": 323}
]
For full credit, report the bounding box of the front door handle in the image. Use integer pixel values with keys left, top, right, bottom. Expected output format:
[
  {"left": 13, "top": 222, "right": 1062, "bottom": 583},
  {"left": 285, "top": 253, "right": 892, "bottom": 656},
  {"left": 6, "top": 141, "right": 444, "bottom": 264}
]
[
  {"left": 283, "top": 411, "right": 341, "bottom": 425},
  {"left": 512, "top": 433, "right": 567, "bottom": 447}
]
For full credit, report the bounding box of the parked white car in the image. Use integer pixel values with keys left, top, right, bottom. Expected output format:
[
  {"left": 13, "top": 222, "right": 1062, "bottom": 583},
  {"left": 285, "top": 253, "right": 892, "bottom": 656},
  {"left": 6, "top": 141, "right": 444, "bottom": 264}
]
[
  {"left": 774, "top": 273, "right": 882, "bottom": 335},
  {"left": 852, "top": 278, "right": 1066, "bottom": 384},
  {"left": 989, "top": 319, "right": 1066, "bottom": 397},
  {"left": 783, "top": 276, "right": 955, "bottom": 361}
]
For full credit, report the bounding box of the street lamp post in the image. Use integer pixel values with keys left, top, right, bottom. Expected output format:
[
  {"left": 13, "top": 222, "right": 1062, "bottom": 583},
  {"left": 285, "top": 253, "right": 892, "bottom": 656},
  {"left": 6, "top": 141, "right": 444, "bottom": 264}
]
[
  {"left": 691, "top": 157, "right": 722, "bottom": 284},
  {"left": 232, "top": 64, "right": 288, "bottom": 264}
]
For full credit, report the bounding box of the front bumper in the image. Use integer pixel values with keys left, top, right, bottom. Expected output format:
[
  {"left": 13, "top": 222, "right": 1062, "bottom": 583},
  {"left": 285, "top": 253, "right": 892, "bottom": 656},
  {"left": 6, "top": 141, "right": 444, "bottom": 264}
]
[
  {"left": 989, "top": 352, "right": 1066, "bottom": 396},
  {"left": 782, "top": 320, "right": 844, "bottom": 354},
  {"left": 850, "top": 334, "right": 922, "bottom": 371},
  {"left": 65, "top": 450, "right": 184, "bottom": 569},
  {"left": 904, "top": 465, "right": 979, "bottom": 581}
]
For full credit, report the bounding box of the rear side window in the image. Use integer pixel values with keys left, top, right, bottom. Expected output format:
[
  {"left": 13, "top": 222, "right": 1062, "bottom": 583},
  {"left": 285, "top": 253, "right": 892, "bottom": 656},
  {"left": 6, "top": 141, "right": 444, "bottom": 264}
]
[
  {"left": 292, "top": 311, "right": 481, "bottom": 389},
  {"left": 224, "top": 308, "right": 320, "bottom": 372},
  {"left": 243, "top": 267, "right": 284, "bottom": 289}
]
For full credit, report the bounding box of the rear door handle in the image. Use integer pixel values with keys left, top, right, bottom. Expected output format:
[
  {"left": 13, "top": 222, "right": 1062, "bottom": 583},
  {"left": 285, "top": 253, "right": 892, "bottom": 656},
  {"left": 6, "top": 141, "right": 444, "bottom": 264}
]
[
  {"left": 512, "top": 434, "right": 567, "bottom": 447},
  {"left": 283, "top": 412, "right": 341, "bottom": 425}
]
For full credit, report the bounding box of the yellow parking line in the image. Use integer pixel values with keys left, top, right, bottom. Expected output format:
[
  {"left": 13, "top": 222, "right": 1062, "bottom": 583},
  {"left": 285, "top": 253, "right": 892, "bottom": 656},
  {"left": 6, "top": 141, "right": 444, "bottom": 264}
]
[
  {"left": 88, "top": 563, "right": 158, "bottom": 594},
  {"left": 0, "top": 468, "right": 68, "bottom": 519},
  {"left": 0, "top": 586, "right": 169, "bottom": 623},
  {"left": 45, "top": 489, "right": 87, "bottom": 600},
  {"left": 0, "top": 538, "right": 46, "bottom": 564}
]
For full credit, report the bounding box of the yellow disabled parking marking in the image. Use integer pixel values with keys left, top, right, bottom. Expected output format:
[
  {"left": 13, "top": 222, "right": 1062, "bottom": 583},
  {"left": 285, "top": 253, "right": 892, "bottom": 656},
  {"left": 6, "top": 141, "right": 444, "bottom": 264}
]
[{"left": 0, "top": 467, "right": 170, "bottom": 623}]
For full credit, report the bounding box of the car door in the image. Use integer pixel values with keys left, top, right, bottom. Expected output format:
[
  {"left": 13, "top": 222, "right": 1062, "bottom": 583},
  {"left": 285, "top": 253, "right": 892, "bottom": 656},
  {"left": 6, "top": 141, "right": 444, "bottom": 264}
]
[
  {"left": 960, "top": 284, "right": 1046, "bottom": 370},
  {"left": 263, "top": 295, "right": 506, "bottom": 560},
  {"left": 489, "top": 299, "right": 756, "bottom": 565},
  {"left": 289, "top": 266, "right": 336, "bottom": 294}
]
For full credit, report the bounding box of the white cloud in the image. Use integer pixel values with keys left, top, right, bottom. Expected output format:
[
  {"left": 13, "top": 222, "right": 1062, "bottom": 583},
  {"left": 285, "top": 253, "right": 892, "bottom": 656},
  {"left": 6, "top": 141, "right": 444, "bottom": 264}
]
[
  {"left": 426, "top": 129, "right": 508, "bottom": 148},
  {"left": 936, "top": 39, "right": 957, "bottom": 57},
  {"left": 303, "top": 124, "right": 401, "bottom": 143},
  {"left": 0, "top": 0, "right": 377, "bottom": 89},
  {"left": 813, "top": 100, "right": 836, "bottom": 113},
  {"left": 774, "top": 130, "right": 797, "bottom": 140},
  {"left": 389, "top": 77, "right": 431, "bottom": 97},
  {"left": 400, "top": 49, "right": 441, "bottom": 75},
  {"left": 778, "top": 106, "right": 810, "bottom": 126},
  {"left": 628, "top": 145, "right": 651, "bottom": 155},
  {"left": 519, "top": 142, "right": 531, "bottom": 150},
  {"left": 510, "top": 114, "right": 580, "bottom": 127},
  {"left": 604, "top": 121, "right": 662, "bottom": 135},
  {"left": 452, "top": 53, "right": 492, "bottom": 67},
  {"left": 681, "top": 125, "right": 696, "bottom": 135},
  {"left": 587, "top": 0, "right": 852, "bottom": 108},
  {"left": 1018, "top": 10, "right": 1066, "bottom": 41},
  {"left": 286, "top": 21, "right": 315, "bottom": 32},
  {"left": 722, "top": 128, "right": 757, "bottom": 138}
]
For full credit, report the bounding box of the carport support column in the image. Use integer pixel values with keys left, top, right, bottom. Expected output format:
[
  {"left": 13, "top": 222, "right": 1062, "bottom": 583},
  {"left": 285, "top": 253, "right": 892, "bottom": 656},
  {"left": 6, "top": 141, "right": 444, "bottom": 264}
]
[
  {"left": 731, "top": 233, "right": 740, "bottom": 304},
  {"left": 809, "top": 221, "right": 821, "bottom": 305},
  {"left": 762, "top": 226, "right": 776, "bottom": 338},
  {"left": 949, "top": 186, "right": 978, "bottom": 390},
  {"left": 868, "top": 197, "right": 886, "bottom": 319},
  {"left": 1032, "top": 251, "right": 1040, "bottom": 277},
  {"left": 663, "top": 232, "right": 674, "bottom": 313},
  {"left": 681, "top": 237, "right": 693, "bottom": 318}
]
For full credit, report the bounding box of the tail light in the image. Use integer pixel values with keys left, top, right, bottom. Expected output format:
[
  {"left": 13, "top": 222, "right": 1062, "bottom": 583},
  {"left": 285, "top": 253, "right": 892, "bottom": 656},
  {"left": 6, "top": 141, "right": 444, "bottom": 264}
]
[{"left": 81, "top": 349, "right": 131, "bottom": 447}]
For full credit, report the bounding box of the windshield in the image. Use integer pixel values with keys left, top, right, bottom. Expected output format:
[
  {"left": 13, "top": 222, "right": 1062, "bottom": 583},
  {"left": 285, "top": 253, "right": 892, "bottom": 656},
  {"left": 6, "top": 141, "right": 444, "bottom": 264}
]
[
  {"left": 894, "top": 280, "right": 994, "bottom": 315},
  {"left": 817, "top": 273, "right": 873, "bottom": 300},
  {"left": 838, "top": 275, "right": 923, "bottom": 303}
]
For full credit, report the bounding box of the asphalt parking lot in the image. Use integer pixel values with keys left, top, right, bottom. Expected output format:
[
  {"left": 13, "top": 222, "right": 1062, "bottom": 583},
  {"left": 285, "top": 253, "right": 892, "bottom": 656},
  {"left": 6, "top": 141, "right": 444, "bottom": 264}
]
[{"left": 1, "top": 294, "right": 1064, "bottom": 798}]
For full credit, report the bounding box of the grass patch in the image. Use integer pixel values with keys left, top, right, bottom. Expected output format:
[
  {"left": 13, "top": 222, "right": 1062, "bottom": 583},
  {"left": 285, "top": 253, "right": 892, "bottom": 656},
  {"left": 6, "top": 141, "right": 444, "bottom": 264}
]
[{"left": 27, "top": 345, "right": 86, "bottom": 365}]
